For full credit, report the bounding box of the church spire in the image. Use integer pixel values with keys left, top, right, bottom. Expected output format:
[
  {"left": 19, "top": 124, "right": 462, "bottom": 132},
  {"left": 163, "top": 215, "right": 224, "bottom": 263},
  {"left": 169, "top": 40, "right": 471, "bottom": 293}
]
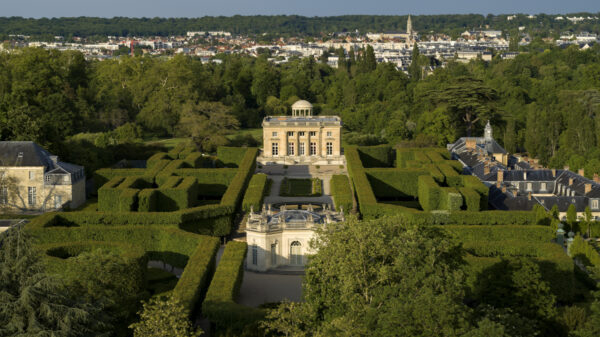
[{"left": 407, "top": 15, "right": 413, "bottom": 36}]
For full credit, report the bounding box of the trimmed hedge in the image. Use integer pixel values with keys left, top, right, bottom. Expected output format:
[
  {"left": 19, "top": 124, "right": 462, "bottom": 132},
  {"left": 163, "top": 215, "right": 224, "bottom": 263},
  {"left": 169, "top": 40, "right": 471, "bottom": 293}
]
[
  {"left": 217, "top": 147, "right": 249, "bottom": 167},
  {"left": 438, "top": 225, "right": 554, "bottom": 243},
  {"left": 331, "top": 175, "right": 353, "bottom": 213},
  {"left": 156, "top": 176, "right": 198, "bottom": 212},
  {"left": 459, "top": 187, "right": 480, "bottom": 211},
  {"left": 242, "top": 174, "right": 268, "bottom": 212},
  {"left": 418, "top": 175, "right": 440, "bottom": 212},
  {"left": 203, "top": 241, "right": 265, "bottom": 332},
  {"left": 440, "top": 187, "right": 463, "bottom": 211},
  {"left": 357, "top": 145, "right": 393, "bottom": 167},
  {"left": 366, "top": 168, "right": 428, "bottom": 198},
  {"left": 569, "top": 235, "right": 600, "bottom": 278}
]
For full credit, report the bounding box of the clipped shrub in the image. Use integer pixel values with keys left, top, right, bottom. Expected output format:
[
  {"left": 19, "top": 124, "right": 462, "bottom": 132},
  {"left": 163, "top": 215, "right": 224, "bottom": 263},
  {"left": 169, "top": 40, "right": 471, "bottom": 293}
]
[
  {"left": 357, "top": 145, "right": 393, "bottom": 167},
  {"left": 418, "top": 175, "right": 440, "bottom": 211},
  {"left": 331, "top": 175, "right": 353, "bottom": 213},
  {"left": 459, "top": 187, "right": 480, "bottom": 211},
  {"left": 202, "top": 241, "right": 264, "bottom": 332},
  {"left": 242, "top": 174, "right": 268, "bottom": 212},
  {"left": 217, "top": 147, "right": 249, "bottom": 167}
]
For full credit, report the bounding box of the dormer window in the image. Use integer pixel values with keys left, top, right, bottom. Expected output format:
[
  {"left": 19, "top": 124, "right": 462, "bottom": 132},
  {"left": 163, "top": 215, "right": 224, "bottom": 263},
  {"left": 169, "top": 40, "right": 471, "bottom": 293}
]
[{"left": 592, "top": 199, "right": 599, "bottom": 210}]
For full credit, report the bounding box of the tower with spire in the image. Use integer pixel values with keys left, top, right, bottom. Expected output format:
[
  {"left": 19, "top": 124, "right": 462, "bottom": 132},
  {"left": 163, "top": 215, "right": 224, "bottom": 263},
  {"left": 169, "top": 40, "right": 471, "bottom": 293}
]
[
  {"left": 484, "top": 120, "right": 493, "bottom": 141},
  {"left": 407, "top": 15, "right": 413, "bottom": 37}
]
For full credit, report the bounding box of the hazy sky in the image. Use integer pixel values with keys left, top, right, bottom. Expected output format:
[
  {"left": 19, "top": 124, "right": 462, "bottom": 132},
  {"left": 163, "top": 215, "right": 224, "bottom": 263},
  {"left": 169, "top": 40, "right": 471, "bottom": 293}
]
[{"left": 3, "top": 0, "right": 600, "bottom": 18}]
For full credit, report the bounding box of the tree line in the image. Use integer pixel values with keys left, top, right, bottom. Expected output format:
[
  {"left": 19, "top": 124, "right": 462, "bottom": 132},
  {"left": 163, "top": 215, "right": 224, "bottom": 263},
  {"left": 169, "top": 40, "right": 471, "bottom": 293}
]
[
  {"left": 0, "top": 14, "right": 599, "bottom": 39},
  {"left": 1, "top": 44, "right": 600, "bottom": 176}
]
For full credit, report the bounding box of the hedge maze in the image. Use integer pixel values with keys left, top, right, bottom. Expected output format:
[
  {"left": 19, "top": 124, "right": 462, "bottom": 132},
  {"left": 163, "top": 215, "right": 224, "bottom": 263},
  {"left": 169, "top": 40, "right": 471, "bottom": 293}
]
[
  {"left": 24, "top": 144, "right": 259, "bottom": 334},
  {"left": 346, "top": 145, "right": 535, "bottom": 224},
  {"left": 348, "top": 145, "right": 588, "bottom": 307}
]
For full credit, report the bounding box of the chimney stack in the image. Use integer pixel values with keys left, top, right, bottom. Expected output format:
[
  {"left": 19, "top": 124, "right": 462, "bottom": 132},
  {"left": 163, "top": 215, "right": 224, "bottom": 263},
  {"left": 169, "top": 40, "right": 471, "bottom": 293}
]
[
  {"left": 585, "top": 183, "right": 592, "bottom": 194},
  {"left": 496, "top": 181, "right": 501, "bottom": 188},
  {"left": 569, "top": 178, "right": 574, "bottom": 186},
  {"left": 497, "top": 170, "right": 504, "bottom": 182},
  {"left": 501, "top": 186, "right": 507, "bottom": 193},
  {"left": 512, "top": 189, "right": 518, "bottom": 197},
  {"left": 484, "top": 165, "right": 490, "bottom": 175},
  {"left": 551, "top": 169, "right": 556, "bottom": 178},
  {"left": 594, "top": 173, "right": 600, "bottom": 183},
  {"left": 524, "top": 171, "right": 527, "bottom": 180},
  {"left": 564, "top": 165, "right": 570, "bottom": 171},
  {"left": 578, "top": 168, "right": 585, "bottom": 177},
  {"left": 528, "top": 192, "right": 532, "bottom": 200}
]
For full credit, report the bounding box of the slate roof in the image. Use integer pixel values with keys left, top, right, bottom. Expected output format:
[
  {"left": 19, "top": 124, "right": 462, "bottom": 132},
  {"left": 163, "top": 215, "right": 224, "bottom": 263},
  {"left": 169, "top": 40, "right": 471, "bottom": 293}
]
[
  {"left": 555, "top": 170, "right": 600, "bottom": 198},
  {"left": 488, "top": 186, "right": 538, "bottom": 211},
  {"left": 0, "top": 141, "right": 84, "bottom": 178},
  {"left": 535, "top": 196, "right": 589, "bottom": 212},
  {"left": 0, "top": 141, "right": 54, "bottom": 167},
  {"left": 484, "top": 169, "right": 563, "bottom": 182}
]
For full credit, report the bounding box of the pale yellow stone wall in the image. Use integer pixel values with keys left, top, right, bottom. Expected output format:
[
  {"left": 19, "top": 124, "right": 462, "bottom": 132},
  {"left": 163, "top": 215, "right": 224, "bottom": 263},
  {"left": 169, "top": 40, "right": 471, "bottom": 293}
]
[
  {"left": 0, "top": 166, "right": 85, "bottom": 213},
  {"left": 262, "top": 120, "right": 342, "bottom": 158}
]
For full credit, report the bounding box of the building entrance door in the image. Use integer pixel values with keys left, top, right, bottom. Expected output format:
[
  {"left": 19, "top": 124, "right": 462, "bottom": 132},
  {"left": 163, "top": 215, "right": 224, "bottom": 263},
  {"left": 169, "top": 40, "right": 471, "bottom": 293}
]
[{"left": 290, "top": 241, "right": 302, "bottom": 265}]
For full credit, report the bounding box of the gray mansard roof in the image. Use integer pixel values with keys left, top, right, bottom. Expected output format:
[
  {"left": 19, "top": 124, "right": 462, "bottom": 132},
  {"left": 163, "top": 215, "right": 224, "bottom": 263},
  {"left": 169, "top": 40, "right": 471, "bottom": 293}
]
[
  {"left": 0, "top": 141, "right": 84, "bottom": 176},
  {"left": 447, "top": 137, "right": 507, "bottom": 155}
]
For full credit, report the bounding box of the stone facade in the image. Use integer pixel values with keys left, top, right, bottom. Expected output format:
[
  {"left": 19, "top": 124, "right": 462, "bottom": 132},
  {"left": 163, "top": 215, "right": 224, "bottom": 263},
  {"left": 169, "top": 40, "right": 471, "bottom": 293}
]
[
  {"left": 0, "top": 142, "right": 86, "bottom": 213},
  {"left": 245, "top": 204, "right": 344, "bottom": 272},
  {"left": 259, "top": 100, "right": 344, "bottom": 165}
]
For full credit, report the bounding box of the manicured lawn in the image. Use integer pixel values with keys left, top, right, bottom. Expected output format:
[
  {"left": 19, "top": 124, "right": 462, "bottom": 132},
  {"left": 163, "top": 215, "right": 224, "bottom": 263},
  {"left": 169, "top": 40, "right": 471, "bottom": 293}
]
[
  {"left": 144, "top": 137, "right": 190, "bottom": 151},
  {"left": 280, "top": 178, "right": 322, "bottom": 197},
  {"left": 226, "top": 128, "right": 262, "bottom": 141}
]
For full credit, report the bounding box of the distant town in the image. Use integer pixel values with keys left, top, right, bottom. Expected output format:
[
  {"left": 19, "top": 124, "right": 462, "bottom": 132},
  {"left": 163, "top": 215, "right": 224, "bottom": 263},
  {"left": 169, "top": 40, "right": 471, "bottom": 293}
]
[{"left": 2, "top": 14, "right": 599, "bottom": 74}]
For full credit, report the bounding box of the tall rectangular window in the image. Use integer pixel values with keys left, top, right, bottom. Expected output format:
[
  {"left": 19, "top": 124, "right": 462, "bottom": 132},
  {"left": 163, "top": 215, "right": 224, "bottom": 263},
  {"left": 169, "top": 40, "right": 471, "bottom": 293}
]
[
  {"left": 593, "top": 199, "right": 599, "bottom": 210},
  {"left": 540, "top": 182, "right": 547, "bottom": 191},
  {"left": 299, "top": 142, "right": 305, "bottom": 156},
  {"left": 287, "top": 131, "right": 294, "bottom": 137},
  {"left": 309, "top": 131, "right": 316, "bottom": 137},
  {"left": 29, "top": 171, "right": 35, "bottom": 180},
  {"left": 327, "top": 142, "right": 333, "bottom": 155},
  {"left": 252, "top": 245, "right": 258, "bottom": 265},
  {"left": 310, "top": 142, "right": 317, "bottom": 156},
  {"left": 272, "top": 142, "right": 279, "bottom": 156},
  {"left": 326, "top": 131, "right": 332, "bottom": 137},
  {"left": 526, "top": 183, "right": 532, "bottom": 191},
  {"left": 0, "top": 187, "right": 7, "bottom": 205},
  {"left": 28, "top": 187, "right": 36, "bottom": 206},
  {"left": 54, "top": 195, "right": 62, "bottom": 209},
  {"left": 288, "top": 142, "right": 295, "bottom": 156},
  {"left": 298, "top": 131, "right": 305, "bottom": 137},
  {"left": 272, "top": 131, "right": 278, "bottom": 137}
]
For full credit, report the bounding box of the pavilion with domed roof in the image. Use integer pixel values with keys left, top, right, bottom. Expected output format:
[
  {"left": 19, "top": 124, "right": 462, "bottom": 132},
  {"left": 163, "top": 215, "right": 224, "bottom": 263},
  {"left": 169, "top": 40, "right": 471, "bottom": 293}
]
[{"left": 259, "top": 99, "right": 343, "bottom": 165}]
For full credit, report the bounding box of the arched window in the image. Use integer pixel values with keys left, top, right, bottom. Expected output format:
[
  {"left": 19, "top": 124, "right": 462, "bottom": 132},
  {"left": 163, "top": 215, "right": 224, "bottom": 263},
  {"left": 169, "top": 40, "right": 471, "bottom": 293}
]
[{"left": 290, "top": 241, "right": 302, "bottom": 265}]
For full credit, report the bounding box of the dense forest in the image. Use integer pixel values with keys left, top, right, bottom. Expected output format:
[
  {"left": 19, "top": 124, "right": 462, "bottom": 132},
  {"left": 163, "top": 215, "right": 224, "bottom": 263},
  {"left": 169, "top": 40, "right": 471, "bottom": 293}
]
[
  {"left": 1, "top": 44, "right": 600, "bottom": 176},
  {"left": 0, "top": 14, "right": 599, "bottom": 39}
]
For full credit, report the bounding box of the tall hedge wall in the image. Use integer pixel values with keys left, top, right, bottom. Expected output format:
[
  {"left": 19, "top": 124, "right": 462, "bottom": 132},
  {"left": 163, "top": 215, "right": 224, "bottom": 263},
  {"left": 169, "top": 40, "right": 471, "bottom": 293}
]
[
  {"left": 357, "top": 145, "right": 393, "bottom": 167},
  {"left": 242, "top": 174, "right": 269, "bottom": 212},
  {"left": 366, "top": 168, "right": 428, "bottom": 198},
  {"left": 217, "top": 147, "right": 249, "bottom": 167},
  {"left": 203, "top": 241, "right": 264, "bottom": 333},
  {"left": 331, "top": 175, "right": 353, "bottom": 213}
]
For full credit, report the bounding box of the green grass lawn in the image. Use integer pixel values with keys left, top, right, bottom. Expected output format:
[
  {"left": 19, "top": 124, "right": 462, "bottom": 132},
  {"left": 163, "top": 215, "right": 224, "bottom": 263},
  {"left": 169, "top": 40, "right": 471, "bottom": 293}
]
[
  {"left": 144, "top": 137, "right": 190, "bottom": 151},
  {"left": 226, "top": 128, "right": 262, "bottom": 141},
  {"left": 280, "top": 178, "right": 322, "bottom": 197}
]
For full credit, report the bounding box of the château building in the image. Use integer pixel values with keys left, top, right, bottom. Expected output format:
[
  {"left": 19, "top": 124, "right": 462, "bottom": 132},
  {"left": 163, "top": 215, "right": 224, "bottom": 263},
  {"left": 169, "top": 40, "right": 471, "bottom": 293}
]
[
  {"left": 259, "top": 100, "right": 344, "bottom": 165},
  {"left": 0, "top": 141, "right": 86, "bottom": 213}
]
